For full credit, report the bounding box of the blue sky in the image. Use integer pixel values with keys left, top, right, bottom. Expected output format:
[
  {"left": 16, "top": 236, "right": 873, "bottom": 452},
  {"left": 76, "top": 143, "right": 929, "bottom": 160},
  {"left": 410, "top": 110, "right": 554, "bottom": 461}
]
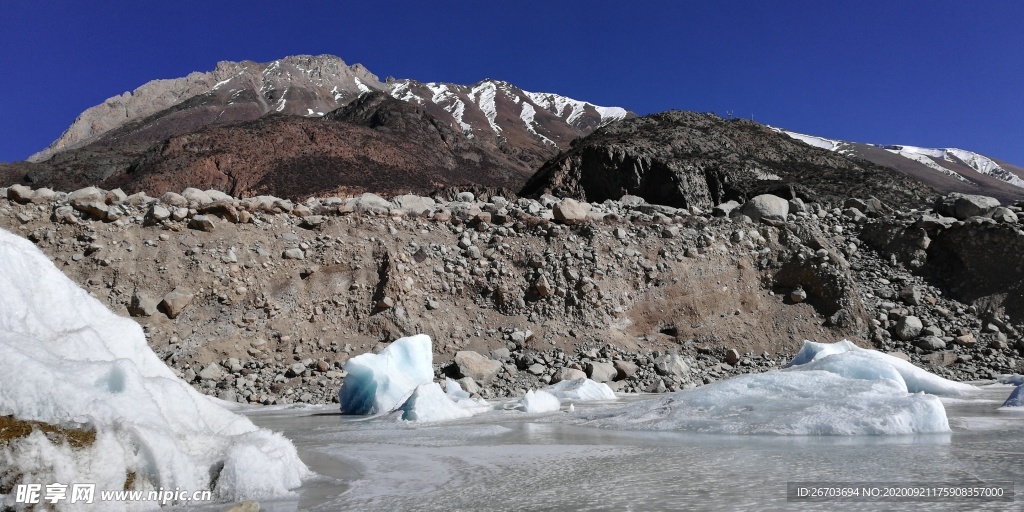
[{"left": 2, "top": 1, "right": 1022, "bottom": 164}]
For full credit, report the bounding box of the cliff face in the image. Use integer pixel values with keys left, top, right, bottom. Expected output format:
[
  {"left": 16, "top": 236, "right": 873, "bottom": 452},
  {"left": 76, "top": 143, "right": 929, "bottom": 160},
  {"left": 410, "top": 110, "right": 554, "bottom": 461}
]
[{"left": 522, "top": 111, "right": 937, "bottom": 210}]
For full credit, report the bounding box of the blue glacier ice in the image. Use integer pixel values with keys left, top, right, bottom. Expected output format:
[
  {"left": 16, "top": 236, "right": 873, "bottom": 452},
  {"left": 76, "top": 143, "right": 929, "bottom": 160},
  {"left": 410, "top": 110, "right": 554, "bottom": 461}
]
[{"left": 338, "top": 335, "right": 434, "bottom": 415}]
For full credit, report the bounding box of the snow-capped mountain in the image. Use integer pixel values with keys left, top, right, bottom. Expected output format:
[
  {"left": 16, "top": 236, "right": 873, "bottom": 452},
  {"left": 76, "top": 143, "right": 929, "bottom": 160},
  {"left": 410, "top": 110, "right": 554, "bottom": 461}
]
[
  {"left": 775, "top": 129, "right": 1024, "bottom": 202},
  {"left": 29, "top": 55, "right": 630, "bottom": 164}
]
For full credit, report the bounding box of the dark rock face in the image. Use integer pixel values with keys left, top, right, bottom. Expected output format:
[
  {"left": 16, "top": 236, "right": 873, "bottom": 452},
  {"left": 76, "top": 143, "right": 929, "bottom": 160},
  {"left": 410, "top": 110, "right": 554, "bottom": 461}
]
[{"left": 521, "top": 111, "right": 936, "bottom": 210}]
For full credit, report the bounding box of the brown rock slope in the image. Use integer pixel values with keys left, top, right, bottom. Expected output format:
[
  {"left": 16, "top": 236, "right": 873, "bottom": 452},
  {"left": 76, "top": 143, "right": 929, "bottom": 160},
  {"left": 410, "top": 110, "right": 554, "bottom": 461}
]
[{"left": 4, "top": 93, "right": 536, "bottom": 199}]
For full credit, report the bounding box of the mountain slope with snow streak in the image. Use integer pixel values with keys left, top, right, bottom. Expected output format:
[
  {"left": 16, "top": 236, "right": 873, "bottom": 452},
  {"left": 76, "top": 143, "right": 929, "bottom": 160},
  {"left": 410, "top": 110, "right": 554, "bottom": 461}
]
[
  {"left": 29, "top": 56, "right": 632, "bottom": 165},
  {"left": 775, "top": 129, "right": 1024, "bottom": 203}
]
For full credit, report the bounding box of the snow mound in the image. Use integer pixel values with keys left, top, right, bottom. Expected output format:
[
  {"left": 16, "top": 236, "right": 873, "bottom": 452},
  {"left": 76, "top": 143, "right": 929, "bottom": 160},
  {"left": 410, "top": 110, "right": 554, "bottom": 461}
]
[
  {"left": 519, "top": 390, "right": 561, "bottom": 414},
  {"left": 1002, "top": 384, "right": 1024, "bottom": 407},
  {"left": 0, "top": 229, "right": 308, "bottom": 505},
  {"left": 338, "top": 334, "right": 434, "bottom": 415},
  {"left": 575, "top": 371, "right": 949, "bottom": 435},
  {"left": 786, "top": 340, "right": 975, "bottom": 396},
  {"left": 544, "top": 378, "right": 616, "bottom": 401}
]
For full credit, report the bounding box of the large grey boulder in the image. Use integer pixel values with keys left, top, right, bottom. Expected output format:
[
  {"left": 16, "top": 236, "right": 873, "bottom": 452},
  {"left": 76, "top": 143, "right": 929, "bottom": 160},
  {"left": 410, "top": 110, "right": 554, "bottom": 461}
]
[
  {"left": 552, "top": 198, "right": 589, "bottom": 224},
  {"left": 349, "top": 193, "right": 393, "bottom": 215},
  {"left": 585, "top": 361, "right": 617, "bottom": 383},
  {"left": 182, "top": 187, "right": 214, "bottom": 206},
  {"left": 454, "top": 351, "right": 502, "bottom": 385},
  {"left": 894, "top": 316, "right": 923, "bottom": 341},
  {"left": 654, "top": 353, "right": 690, "bottom": 378},
  {"left": 739, "top": 194, "right": 790, "bottom": 222},
  {"left": 934, "top": 193, "right": 1000, "bottom": 220},
  {"left": 391, "top": 194, "right": 436, "bottom": 217}
]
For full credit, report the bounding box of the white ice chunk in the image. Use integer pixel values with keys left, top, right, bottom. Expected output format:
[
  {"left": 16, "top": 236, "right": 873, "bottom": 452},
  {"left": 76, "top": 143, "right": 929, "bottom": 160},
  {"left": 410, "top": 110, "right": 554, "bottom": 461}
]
[
  {"left": 544, "top": 378, "right": 616, "bottom": 401},
  {"left": 1002, "top": 384, "right": 1024, "bottom": 407},
  {"left": 0, "top": 228, "right": 308, "bottom": 502},
  {"left": 786, "top": 340, "right": 975, "bottom": 396},
  {"left": 575, "top": 371, "right": 950, "bottom": 435},
  {"left": 445, "top": 378, "right": 471, "bottom": 399},
  {"left": 401, "top": 383, "right": 475, "bottom": 422},
  {"left": 788, "top": 351, "right": 909, "bottom": 392},
  {"left": 337, "top": 334, "right": 434, "bottom": 415},
  {"left": 519, "top": 389, "right": 561, "bottom": 413}
]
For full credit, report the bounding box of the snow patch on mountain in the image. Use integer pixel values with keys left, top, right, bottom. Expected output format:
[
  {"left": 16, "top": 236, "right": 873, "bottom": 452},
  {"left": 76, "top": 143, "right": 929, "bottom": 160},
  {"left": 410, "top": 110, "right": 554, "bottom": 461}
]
[
  {"left": 520, "top": 103, "right": 557, "bottom": 147},
  {"left": 426, "top": 83, "right": 472, "bottom": 133},
  {"left": 526, "top": 91, "right": 628, "bottom": 127},
  {"left": 354, "top": 77, "right": 372, "bottom": 94},
  {"left": 388, "top": 81, "right": 422, "bottom": 104},
  {"left": 882, "top": 145, "right": 1024, "bottom": 188},
  {"left": 882, "top": 147, "right": 972, "bottom": 183},
  {"left": 777, "top": 129, "right": 846, "bottom": 152},
  {"left": 946, "top": 148, "right": 1024, "bottom": 188},
  {"left": 471, "top": 81, "right": 502, "bottom": 134}
]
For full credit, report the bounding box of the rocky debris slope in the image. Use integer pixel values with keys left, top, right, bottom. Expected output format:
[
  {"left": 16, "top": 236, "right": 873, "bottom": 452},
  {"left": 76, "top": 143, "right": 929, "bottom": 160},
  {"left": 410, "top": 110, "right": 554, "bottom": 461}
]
[
  {"left": 521, "top": 111, "right": 938, "bottom": 210},
  {"left": 3, "top": 183, "right": 1022, "bottom": 405}
]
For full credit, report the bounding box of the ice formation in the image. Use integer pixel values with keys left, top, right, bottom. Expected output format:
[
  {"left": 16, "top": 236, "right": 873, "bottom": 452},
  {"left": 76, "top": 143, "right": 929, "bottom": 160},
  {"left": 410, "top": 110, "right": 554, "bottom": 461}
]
[
  {"left": 544, "top": 378, "right": 617, "bottom": 401},
  {"left": 0, "top": 229, "right": 308, "bottom": 506},
  {"left": 999, "top": 376, "right": 1024, "bottom": 407},
  {"left": 575, "top": 341, "right": 967, "bottom": 435},
  {"left": 1002, "top": 385, "right": 1024, "bottom": 408},
  {"left": 337, "top": 337, "right": 490, "bottom": 421},
  {"left": 786, "top": 340, "right": 975, "bottom": 395},
  {"left": 576, "top": 372, "right": 949, "bottom": 435},
  {"left": 519, "top": 390, "right": 561, "bottom": 413},
  {"left": 337, "top": 334, "right": 434, "bottom": 415},
  {"left": 401, "top": 383, "right": 476, "bottom": 422}
]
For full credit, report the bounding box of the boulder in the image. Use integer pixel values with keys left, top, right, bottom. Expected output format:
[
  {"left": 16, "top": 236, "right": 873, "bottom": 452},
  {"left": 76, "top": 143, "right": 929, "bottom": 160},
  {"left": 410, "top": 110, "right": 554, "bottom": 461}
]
[
  {"left": 160, "top": 288, "right": 194, "bottom": 319},
  {"left": 654, "top": 353, "right": 690, "bottom": 378},
  {"left": 585, "top": 361, "right": 617, "bottom": 383},
  {"left": 349, "top": 193, "right": 393, "bottom": 215},
  {"left": 552, "top": 367, "right": 588, "bottom": 383},
  {"left": 282, "top": 248, "right": 305, "bottom": 260},
  {"left": 894, "top": 316, "right": 923, "bottom": 341},
  {"left": 739, "top": 194, "right": 789, "bottom": 222},
  {"left": 188, "top": 215, "right": 215, "bottom": 231},
  {"left": 161, "top": 191, "right": 188, "bottom": 208},
  {"left": 146, "top": 204, "right": 171, "bottom": 223},
  {"left": 454, "top": 351, "right": 502, "bottom": 385},
  {"left": 915, "top": 336, "right": 947, "bottom": 351},
  {"left": 392, "top": 194, "right": 436, "bottom": 217},
  {"left": 181, "top": 187, "right": 213, "bottom": 206},
  {"left": 7, "top": 184, "right": 34, "bottom": 204},
  {"left": 128, "top": 289, "right": 160, "bottom": 317},
  {"left": 990, "top": 207, "right": 1018, "bottom": 224},
  {"left": 552, "top": 198, "right": 588, "bottom": 224},
  {"left": 613, "top": 360, "right": 638, "bottom": 380},
  {"left": 934, "top": 193, "right": 1000, "bottom": 220}
]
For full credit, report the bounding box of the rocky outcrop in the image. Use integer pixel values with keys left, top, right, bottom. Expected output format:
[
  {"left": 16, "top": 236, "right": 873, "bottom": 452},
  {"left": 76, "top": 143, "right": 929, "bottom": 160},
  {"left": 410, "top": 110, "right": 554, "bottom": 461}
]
[{"left": 521, "top": 111, "right": 937, "bottom": 210}]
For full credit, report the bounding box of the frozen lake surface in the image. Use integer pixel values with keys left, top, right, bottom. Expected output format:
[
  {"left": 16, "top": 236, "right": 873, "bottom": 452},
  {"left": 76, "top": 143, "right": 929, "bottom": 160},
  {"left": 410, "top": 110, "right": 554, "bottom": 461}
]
[{"left": 235, "top": 384, "right": 1022, "bottom": 512}]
